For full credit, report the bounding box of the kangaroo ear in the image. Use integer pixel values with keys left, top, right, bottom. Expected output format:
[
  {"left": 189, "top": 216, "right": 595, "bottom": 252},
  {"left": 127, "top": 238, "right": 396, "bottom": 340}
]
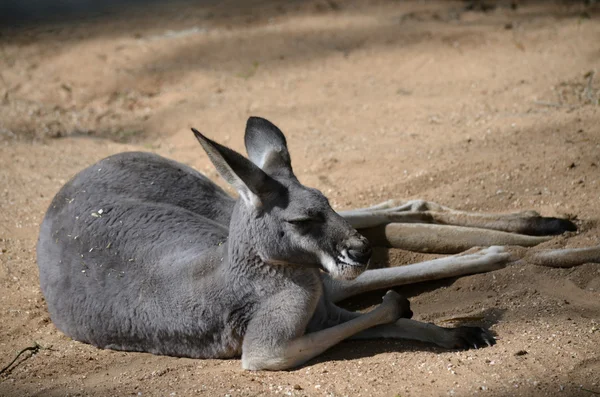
[
  {"left": 244, "top": 117, "right": 294, "bottom": 178},
  {"left": 192, "top": 128, "right": 274, "bottom": 209}
]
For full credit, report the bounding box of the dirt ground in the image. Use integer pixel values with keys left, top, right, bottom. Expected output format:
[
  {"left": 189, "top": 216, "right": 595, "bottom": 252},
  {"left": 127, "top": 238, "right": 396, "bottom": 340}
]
[{"left": 1, "top": 0, "right": 599, "bottom": 396}]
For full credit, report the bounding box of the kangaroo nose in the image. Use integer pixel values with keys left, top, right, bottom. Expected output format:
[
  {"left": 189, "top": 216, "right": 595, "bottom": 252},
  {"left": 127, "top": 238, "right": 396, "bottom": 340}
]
[{"left": 347, "top": 244, "right": 372, "bottom": 264}]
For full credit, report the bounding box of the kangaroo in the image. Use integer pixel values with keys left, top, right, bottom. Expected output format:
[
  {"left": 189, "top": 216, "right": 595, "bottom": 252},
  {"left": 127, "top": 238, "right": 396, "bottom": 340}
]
[{"left": 37, "top": 117, "right": 600, "bottom": 370}]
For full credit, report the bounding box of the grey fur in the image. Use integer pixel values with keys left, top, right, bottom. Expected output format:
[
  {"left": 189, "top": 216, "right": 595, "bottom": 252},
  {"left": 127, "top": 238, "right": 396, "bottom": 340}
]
[
  {"left": 38, "top": 117, "right": 599, "bottom": 370},
  {"left": 38, "top": 117, "right": 419, "bottom": 370},
  {"left": 44, "top": 117, "right": 594, "bottom": 369}
]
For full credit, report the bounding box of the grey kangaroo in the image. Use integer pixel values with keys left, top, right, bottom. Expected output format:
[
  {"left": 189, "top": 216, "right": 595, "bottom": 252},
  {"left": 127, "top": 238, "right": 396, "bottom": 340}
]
[{"left": 37, "top": 117, "right": 600, "bottom": 370}]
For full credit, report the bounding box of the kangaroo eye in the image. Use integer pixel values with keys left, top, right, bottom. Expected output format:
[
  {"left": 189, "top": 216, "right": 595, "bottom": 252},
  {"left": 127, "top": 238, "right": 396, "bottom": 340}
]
[
  {"left": 286, "top": 218, "right": 313, "bottom": 225},
  {"left": 286, "top": 213, "right": 325, "bottom": 225}
]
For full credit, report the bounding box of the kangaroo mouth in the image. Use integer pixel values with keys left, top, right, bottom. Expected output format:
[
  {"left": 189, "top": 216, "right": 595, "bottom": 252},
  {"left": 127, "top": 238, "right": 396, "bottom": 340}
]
[
  {"left": 336, "top": 252, "right": 369, "bottom": 268},
  {"left": 316, "top": 250, "right": 369, "bottom": 280}
]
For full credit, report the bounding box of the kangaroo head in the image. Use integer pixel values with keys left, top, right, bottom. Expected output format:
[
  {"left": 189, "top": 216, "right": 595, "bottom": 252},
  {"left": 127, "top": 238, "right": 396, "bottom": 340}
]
[{"left": 192, "top": 117, "right": 371, "bottom": 280}]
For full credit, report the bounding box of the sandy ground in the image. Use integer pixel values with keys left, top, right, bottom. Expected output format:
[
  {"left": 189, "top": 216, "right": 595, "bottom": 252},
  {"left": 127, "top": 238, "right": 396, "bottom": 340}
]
[{"left": 1, "top": 0, "right": 599, "bottom": 396}]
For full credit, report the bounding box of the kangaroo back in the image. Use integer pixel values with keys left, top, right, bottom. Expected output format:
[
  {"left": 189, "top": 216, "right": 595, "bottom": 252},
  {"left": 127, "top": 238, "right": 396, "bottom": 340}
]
[{"left": 37, "top": 151, "right": 237, "bottom": 357}]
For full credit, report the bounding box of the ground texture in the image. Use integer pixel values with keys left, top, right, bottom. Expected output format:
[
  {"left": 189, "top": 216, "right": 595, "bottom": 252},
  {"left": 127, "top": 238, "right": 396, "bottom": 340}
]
[{"left": 0, "top": 1, "right": 599, "bottom": 396}]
